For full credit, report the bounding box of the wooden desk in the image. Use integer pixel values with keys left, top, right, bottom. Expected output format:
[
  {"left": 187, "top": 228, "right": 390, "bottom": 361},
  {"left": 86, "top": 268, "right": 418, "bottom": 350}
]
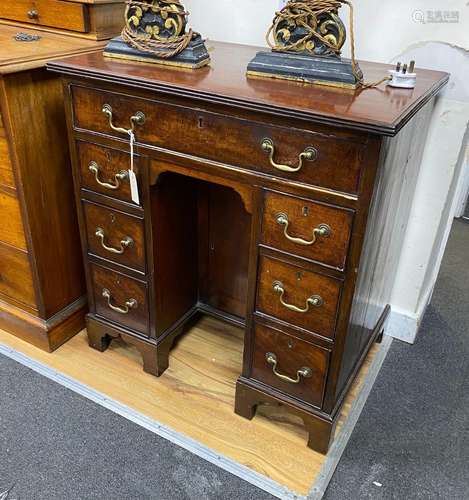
[{"left": 48, "top": 43, "right": 448, "bottom": 453}]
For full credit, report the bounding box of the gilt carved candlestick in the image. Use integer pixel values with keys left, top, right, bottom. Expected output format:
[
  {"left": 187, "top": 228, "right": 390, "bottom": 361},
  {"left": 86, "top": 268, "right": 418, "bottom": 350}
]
[{"left": 104, "top": 0, "right": 210, "bottom": 69}]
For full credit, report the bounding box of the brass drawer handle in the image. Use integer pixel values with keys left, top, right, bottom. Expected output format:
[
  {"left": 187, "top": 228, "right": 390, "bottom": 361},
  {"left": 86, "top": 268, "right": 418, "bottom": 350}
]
[
  {"left": 102, "top": 288, "right": 138, "bottom": 314},
  {"left": 27, "top": 9, "right": 39, "bottom": 19},
  {"left": 272, "top": 280, "right": 323, "bottom": 313},
  {"left": 102, "top": 104, "right": 145, "bottom": 135},
  {"left": 261, "top": 138, "right": 317, "bottom": 173},
  {"left": 276, "top": 213, "right": 331, "bottom": 246},
  {"left": 95, "top": 227, "right": 133, "bottom": 255},
  {"left": 89, "top": 161, "right": 128, "bottom": 190},
  {"left": 265, "top": 352, "right": 312, "bottom": 384}
]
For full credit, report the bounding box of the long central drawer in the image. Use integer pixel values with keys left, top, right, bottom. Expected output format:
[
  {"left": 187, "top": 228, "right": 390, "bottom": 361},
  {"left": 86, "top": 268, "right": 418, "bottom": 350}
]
[{"left": 71, "top": 85, "right": 367, "bottom": 195}]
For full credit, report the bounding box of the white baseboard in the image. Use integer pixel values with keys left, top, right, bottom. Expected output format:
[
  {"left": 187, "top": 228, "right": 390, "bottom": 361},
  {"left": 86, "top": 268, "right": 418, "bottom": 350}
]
[
  {"left": 387, "top": 281, "right": 435, "bottom": 344},
  {"left": 386, "top": 308, "right": 421, "bottom": 344}
]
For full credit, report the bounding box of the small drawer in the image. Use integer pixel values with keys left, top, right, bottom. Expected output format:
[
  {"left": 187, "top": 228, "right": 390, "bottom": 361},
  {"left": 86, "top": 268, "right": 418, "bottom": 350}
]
[
  {"left": 0, "top": 242, "right": 35, "bottom": 307},
  {"left": 251, "top": 323, "right": 329, "bottom": 408},
  {"left": 261, "top": 191, "right": 354, "bottom": 270},
  {"left": 78, "top": 142, "right": 141, "bottom": 205},
  {"left": 256, "top": 255, "right": 341, "bottom": 340},
  {"left": 83, "top": 201, "right": 145, "bottom": 273},
  {"left": 0, "top": 0, "right": 89, "bottom": 33},
  {"left": 72, "top": 86, "right": 365, "bottom": 194},
  {"left": 90, "top": 263, "right": 149, "bottom": 336}
]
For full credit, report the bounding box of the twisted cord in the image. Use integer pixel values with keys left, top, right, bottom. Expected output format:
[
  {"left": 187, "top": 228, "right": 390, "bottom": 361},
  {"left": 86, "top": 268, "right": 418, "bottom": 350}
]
[
  {"left": 267, "top": 0, "right": 390, "bottom": 88},
  {"left": 121, "top": 0, "right": 194, "bottom": 59}
]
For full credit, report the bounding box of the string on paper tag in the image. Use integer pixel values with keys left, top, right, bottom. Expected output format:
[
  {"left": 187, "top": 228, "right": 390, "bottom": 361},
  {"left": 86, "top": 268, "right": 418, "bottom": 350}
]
[{"left": 128, "top": 130, "right": 140, "bottom": 205}]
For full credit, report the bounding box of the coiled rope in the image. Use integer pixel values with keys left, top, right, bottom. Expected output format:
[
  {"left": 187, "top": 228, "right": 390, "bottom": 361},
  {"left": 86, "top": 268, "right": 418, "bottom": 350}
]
[
  {"left": 267, "top": 0, "right": 390, "bottom": 89},
  {"left": 121, "top": 0, "right": 194, "bottom": 59}
]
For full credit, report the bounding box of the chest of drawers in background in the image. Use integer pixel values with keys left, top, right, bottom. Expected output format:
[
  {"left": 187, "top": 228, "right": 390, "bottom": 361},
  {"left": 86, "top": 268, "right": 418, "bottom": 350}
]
[
  {"left": 0, "top": 3, "right": 124, "bottom": 351},
  {"left": 49, "top": 44, "right": 448, "bottom": 452},
  {"left": 0, "top": 0, "right": 124, "bottom": 40}
]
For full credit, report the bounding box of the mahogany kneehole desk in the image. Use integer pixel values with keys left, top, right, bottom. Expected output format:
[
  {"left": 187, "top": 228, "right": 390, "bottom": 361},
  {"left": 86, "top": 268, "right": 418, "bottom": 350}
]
[{"left": 48, "top": 43, "right": 448, "bottom": 453}]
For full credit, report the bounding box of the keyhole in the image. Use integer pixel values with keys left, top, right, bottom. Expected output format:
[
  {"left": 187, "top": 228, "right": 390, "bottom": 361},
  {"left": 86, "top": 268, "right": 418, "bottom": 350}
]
[
  {"left": 110, "top": 214, "right": 116, "bottom": 224},
  {"left": 115, "top": 277, "right": 121, "bottom": 286},
  {"left": 303, "top": 206, "right": 309, "bottom": 217},
  {"left": 198, "top": 117, "right": 204, "bottom": 128},
  {"left": 287, "top": 340, "right": 294, "bottom": 349},
  {"left": 105, "top": 150, "right": 112, "bottom": 163},
  {"left": 296, "top": 271, "right": 304, "bottom": 281}
]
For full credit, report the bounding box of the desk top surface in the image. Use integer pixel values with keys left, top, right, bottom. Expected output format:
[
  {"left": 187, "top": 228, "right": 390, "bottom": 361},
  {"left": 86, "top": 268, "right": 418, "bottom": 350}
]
[
  {"left": 48, "top": 41, "right": 449, "bottom": 136},
  {"left": 0, "top": 25, "right": 106, "bottom": 75}
]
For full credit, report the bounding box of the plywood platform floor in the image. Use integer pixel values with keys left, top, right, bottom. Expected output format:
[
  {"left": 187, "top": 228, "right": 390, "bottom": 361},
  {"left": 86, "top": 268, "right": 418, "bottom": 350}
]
[{"left": 0, "top": 316, "right": 379, "bottom": 497}]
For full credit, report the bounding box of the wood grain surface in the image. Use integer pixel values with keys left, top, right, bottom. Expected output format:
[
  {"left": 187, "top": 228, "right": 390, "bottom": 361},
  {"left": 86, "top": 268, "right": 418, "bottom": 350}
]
[
  {"left": 0, "top": 115, "right": 15, "bottom": 188},
  {"left": 0, "top": 316, "right": 378, "bottom": 496},
  {"left": 71, "top": 84, "right": 366, "bottom": 192},
  {"left": 90, "top": 262, "right": 150, "bottom": 335},
  {"left": 49, "top": 43, "right": 449, "bottom": 135},
  {"left": 0, "top": 241, "right": 35, "bottom": 307},
  {"left": 78, "top": 141, "right": 139, "bottom": 204},
  {"left": 0, "top": 0, "right": 88, "bottom": 33},
  {"left": 0, "top": 24, "right": 108, "bottom": 74},
  {"left": 0, "top": 188, "right": 27, "bottom": 249},
  {"left": 261, "top": 190, "right": 354, "bottom": 270},
  {"left": 256, "top": 254, "right": 342, "bottom": 339},
  {"left": 83, "top": 200, "right": 146, "bottom": 272}
]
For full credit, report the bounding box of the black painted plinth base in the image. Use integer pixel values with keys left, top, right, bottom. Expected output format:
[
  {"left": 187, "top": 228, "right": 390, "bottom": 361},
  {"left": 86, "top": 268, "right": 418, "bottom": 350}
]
[
  {"left": 103, "top": 34, "right": 210, "bottom": 69},
  {"left": 247, "top": 50, "right": 362, "bottom": 89}
]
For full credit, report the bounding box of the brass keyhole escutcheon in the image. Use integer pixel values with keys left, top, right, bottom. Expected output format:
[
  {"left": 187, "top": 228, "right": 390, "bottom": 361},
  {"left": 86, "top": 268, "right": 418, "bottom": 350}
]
[
  {"left": 296, "top": 271, "right": 304, "bottom": 281},
  {"left": 303, "top": 206, "right": 309, "bottom": 217},
  {"left": 110, "top": 213, "right": 116, "bottom": 224}
]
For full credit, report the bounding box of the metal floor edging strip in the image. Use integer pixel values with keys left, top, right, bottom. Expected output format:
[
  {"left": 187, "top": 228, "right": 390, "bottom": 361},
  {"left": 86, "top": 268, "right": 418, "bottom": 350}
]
[{"left": 0, "top": 337, "right": 392, "bottom": 500}]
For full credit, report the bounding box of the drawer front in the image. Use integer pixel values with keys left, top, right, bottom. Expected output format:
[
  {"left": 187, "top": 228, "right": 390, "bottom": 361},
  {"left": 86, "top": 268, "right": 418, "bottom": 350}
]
[
  {"left": 0, "top": 117, "right": 15, "bottom": 189},
  {"left": 72, "top": 86, "right": 365, "bottom": 194},
  {"left": 0, "top": 0, "right": 88, "bottom": 33},
  {"left": 251, "top": 323, "right": 329, "bottom": 408},
  {"left": 0, "top": 242, "right": 35, "bottom": 307},
  {"left": 84, "top": 201, "right": 145, "bottom": 273},
  {"left": 0, "top": 190, "right": 27, "bottom": 250},
  {"left": 256, "top": 256, "right": 341, "bottom": 339},
  {"left": 78, "top": 142, "right": 141, "bottom": 205},
  {"left": 90, "top": 264, "right": 149, "bottom": 335},
  {"left": 262, "top": 191, "right": 354, "bottom": 270}
]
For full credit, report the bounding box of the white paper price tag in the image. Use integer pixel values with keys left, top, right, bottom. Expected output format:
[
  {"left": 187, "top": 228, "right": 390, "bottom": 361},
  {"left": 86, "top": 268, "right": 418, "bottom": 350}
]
[{"left": 128, "top": 130, "right": 140, "bottom": 205}]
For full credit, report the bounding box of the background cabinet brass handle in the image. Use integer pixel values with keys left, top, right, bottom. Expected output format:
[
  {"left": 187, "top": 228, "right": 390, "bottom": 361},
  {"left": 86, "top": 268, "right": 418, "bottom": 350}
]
[
  {"left": 261, "top": 138, "right": 317, "bottom": 173},
  {"left": 102, "top": 288, "right": 137, "bottom": 314},
  {"left": 272, "top": 280, "right": 323, "bottom": 313},
  {"left": 102, "top": 104, "right": 145, "bottom": 135},
  {"left": 95, "top": 227, "right": 133, "bottom": 255},
  {"left": 27, "top": 9, "right": 39, "bottom": 19},
  {"left": 89, "top": 161, "right": 128, "bottom": 190},
  {"left": 265, "top": 352, "right": 312, "bottom": 384},
  {"left": 276, "top": 213, "right": 331, "bottom": 246}
]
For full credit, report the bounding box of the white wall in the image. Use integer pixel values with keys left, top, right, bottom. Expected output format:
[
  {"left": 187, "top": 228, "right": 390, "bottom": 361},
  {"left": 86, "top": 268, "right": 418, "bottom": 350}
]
[
  {"left": 455, "top": 148, "right": 469, "bottom": 217},
  {"left": 185, "top": 0, "right": 469, "bottom": 343}
]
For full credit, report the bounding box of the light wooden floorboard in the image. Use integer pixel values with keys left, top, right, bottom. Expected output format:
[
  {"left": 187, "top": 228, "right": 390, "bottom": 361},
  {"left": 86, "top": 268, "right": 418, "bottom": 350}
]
[{"left": 0, "top": 316, "right": 378, "bottom": 497}]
